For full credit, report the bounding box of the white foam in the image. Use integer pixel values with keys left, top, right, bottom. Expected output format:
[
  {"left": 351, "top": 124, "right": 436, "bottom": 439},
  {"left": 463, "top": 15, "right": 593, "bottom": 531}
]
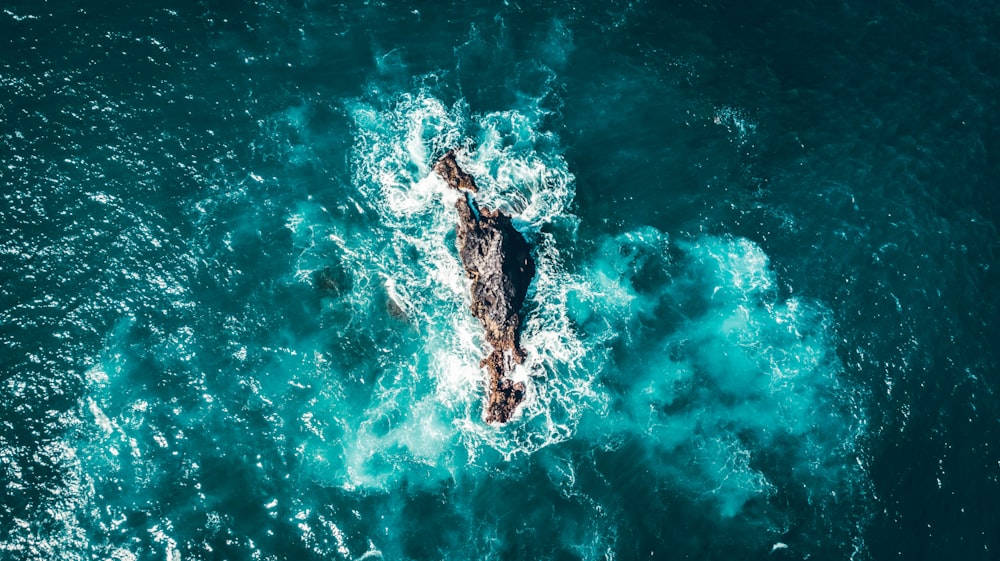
[
  {"left": 577, "top": 230, "right": 868, "bottom": 519},
  {"left": 269, "top": 83, "right": 601, "bottom": 487},
  {"left": 110, "top": 548, "right": 138, "bottom": 561},
  {"left": 87, "top": 398, "right": 114, "bottom": 436}
]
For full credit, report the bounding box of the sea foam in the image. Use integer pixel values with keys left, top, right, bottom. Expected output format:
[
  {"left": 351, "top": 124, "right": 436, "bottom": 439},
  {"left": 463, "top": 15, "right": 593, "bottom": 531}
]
[{"left": 574, "top": 228, "right": 869, "bottom": 527}]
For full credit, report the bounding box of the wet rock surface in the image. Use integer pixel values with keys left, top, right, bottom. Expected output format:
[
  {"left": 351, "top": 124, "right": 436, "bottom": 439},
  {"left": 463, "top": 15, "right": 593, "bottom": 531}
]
[
  {"left": 433, "top": 150, "right": 536, "bottom": 423},
  {"left": 433, "top": 150, "right": 480, "bottom": 194}
]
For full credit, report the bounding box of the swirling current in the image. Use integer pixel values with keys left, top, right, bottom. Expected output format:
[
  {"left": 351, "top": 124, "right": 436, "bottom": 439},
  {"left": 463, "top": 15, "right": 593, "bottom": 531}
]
[{"left": 2, "top": 2, "right": 998, "bottom": 560}]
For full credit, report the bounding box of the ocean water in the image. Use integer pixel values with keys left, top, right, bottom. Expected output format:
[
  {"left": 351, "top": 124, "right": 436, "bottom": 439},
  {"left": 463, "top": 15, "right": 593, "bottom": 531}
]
[{"left": 2, "top": 1, "right": 998, "bottom": 560}]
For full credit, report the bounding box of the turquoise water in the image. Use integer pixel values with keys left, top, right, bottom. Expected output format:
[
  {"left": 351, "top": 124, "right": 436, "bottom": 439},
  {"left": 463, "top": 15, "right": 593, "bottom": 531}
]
[{"left": 2, "top": 1, "right": 997, "bottom": 560}]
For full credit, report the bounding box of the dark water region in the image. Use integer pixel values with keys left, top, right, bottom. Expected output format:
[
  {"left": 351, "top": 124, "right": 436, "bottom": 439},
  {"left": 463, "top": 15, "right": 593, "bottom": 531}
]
[{"left": 2, "top": 1, "right": 998, "bottom": 560}]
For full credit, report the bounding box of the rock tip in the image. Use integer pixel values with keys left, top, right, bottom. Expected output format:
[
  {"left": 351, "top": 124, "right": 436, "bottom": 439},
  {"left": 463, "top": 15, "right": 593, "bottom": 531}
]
[{"left": 433, "top": 149, "right": 479, "bottom": 193}]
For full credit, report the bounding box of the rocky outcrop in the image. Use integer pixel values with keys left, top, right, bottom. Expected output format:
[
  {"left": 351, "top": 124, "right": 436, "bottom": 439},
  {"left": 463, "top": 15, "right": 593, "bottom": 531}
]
[
  {"left": 433, "top": 150, "right": 480, "bottom": 194},
  {"left": 433, "top": 150, "right": 535, "bottom": 424}
]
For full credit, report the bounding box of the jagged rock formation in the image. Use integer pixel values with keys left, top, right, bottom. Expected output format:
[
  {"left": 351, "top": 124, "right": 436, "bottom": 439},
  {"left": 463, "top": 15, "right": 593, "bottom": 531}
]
[
  {"left": 433, "top": 150, "right": 480, "bottom": 194},
  {"left": 433, "top": 150, "right": 536, "bottom": 423}
]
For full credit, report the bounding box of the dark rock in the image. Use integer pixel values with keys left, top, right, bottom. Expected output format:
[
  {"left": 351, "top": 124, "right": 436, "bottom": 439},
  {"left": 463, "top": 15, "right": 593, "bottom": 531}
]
[
  {"left": 434, "top": 150, "right": 536, "bottom": 424},
  {"left": 313, "top": 266, "right": 349, "bottom": 296},
  {"left": 482, "top": 350, "right": 526, "bottom": 424},
  {"left": 433, "top": 150, "right": 479, "bottom": 193}
]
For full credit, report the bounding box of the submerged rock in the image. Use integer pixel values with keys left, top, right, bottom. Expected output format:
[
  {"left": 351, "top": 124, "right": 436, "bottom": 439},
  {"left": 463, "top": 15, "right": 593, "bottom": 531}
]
[
  {"left": 313, "top": 265, "right": 349, "bottom": 296},
  {"left": 434, "top": 150, "right": 536, "bottom": 423}
]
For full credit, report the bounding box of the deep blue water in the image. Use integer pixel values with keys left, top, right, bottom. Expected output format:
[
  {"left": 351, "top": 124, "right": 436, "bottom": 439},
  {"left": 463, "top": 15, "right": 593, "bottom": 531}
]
[{"left": 2, "top": 1, "right": 998, "bottom": 560}]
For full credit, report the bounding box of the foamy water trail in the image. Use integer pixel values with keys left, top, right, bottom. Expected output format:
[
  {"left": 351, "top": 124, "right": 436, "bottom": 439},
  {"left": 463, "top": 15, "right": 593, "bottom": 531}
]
[{"left": 571, "top": 227, "right": 871, "bottom": 532}]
